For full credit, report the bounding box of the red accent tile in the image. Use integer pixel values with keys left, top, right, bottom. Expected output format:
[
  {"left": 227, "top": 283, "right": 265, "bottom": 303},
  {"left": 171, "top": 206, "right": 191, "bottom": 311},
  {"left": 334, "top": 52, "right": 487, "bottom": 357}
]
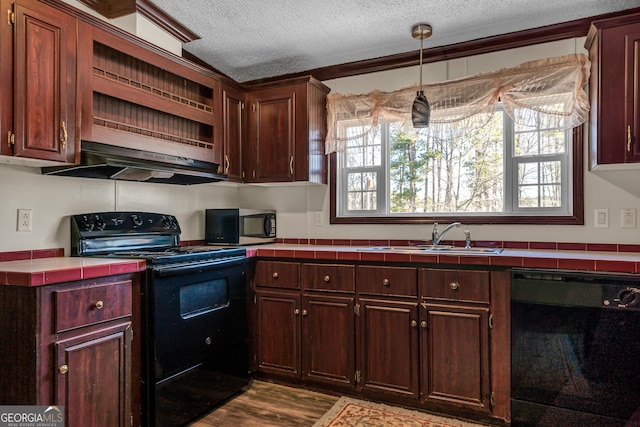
[
  {"left": 314, "top": 251, "right": 337, "bottom": 260},
  {"left": 530, "top": 242, "right": 557, "bottom": 250},
  {"left": 5, "top": 272, "right": 41, "bottom": 286},
  {"left": 409, "top": 253, "right": 438, "bottom": 264},
  {"left": 473, "top": 241, "right": 503, "bottom": 249},
  {"left": 619, "top": 244, "right": 640, "bottom": 253},
  {"left": 332, "top": 239, "right": 352, "bottom": 247},
  {"left": 337, "top": 251, "right": 361, "bottom": 261},
  {"left": 272, "top": 250, "right": 295, "bottom": 258},
  {"left": 557, "top": 258, "right": 596, "bottom": 271},
  {"left": 45, "top": 268, "right": 82, "bottom": 285},
  {"left": 0, "top": 271, "right": 6, "bottom": 284},
  {"left": 293, "top": 250, "right": 316, "bottom": 259},
  {"left": 369, "top": 239, "right": 390, "bottom": 246},
  {"left": 308, "top": 239, "right": 318, "bottom": 245},
  {"left": 522, "top": 257, "right": 558, "bottom": 269},
  {"left": 438, "top": 255, "right": 461, "bottom": 265},
  {"left": 558, "top": 242, "right": 587, "bottom": 251},
  {"left": 245, "top": 249, "right": 259, "bottom": 257},
  {"left": 586, "top": 243, "right": 618, "bottom": 252},
  {"left": 595, "top": 260, "right": 637, "bottom": 273},
  {"left": 256, "top": 249, "right": 276, "bottom": 257},
  {"left": 360, "top": 252, "right": 386, "bottom": 262},
  {"left": 351, "top": 240, "right": 371, "bottom": 247},
  {"left": 458, "top": 256, "right": 490, "bottom": 265},
  {"left": 490, "top": 256, "right": 524, "bottom": 267},
  {"left": 503, "top": 241, "right": 528, "bottom": 249},
  {"left": 32, "top": 248, "right": 64, "bottom": 259},
  {"left": 0, "top": 251, "right": 32, "bottom": 262},
  {"left": 281, "top": 238, "right": 299, "bottom": 244},
  {"left": 82, "top": 265, "right": 112, "bottom": 279},
  {"left": 315, "top": 239, "right": 333, "bottom": 246},
  {"left": 110, "top": 262, "right": 141, "bottom": 275},
  {"left": 389, "top": 240, "right": 412, "bottom": 247},
  {"left": 384, "top": 253, "right": 412, "bottom": 263}
]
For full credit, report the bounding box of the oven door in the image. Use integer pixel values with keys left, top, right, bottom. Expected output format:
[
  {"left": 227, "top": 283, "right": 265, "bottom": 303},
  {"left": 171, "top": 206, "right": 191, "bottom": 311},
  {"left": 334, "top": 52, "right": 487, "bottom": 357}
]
[{"left": 147, "top": 256, "right": 248, "bottom": 380}]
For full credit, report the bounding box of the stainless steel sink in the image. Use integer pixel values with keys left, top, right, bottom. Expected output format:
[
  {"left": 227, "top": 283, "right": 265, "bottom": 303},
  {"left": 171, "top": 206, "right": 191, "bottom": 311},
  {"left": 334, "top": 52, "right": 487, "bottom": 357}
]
[{"left": 358, "top": 245, "right": 503, "bottom": 255}]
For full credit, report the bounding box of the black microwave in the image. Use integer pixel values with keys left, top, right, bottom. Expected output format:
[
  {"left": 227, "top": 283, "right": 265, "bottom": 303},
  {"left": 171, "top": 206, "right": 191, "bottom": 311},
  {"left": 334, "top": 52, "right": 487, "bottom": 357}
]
[{"left": 205, "top": 208, "right": 276, "bottom": 245}]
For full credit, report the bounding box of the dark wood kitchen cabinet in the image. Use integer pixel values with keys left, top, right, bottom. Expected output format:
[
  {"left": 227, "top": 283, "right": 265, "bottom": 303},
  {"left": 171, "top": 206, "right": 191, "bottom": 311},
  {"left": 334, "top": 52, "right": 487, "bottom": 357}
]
[
  {"left": 419, "top": 268, "right": 493, "bottom": 415},
  {"left": 0, "top": 274, "right": 138, "bottom": 427},
  {"left": 586, "top": 12, "right": 640, "bottom": 166},
  {"left": 221, "top": 81, "right": 245, "bottom": 181},
  {"left": 253, "top": 261, "right": 357, "bottom": 389},
  {"left": 244, "top": 76, "right": 330, "bottom": 183},
  {"left": 0, "top": 0, "right": 77, "bottom": 163},
  {"left": 356, "top": 266, "right": 420, "bottom": 400}
]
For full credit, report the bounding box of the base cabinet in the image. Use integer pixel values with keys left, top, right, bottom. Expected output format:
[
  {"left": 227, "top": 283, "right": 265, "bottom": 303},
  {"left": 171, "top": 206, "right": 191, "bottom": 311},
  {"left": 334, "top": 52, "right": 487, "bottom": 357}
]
[
  {"left": 420, "top": 303, "right": 490, "bottom": 412},
  {"left": 359, "top": 298, "right": 419, "bottom": 399},
  {"left": 0, "top": 274, "right": 137, "bottom": 427}
]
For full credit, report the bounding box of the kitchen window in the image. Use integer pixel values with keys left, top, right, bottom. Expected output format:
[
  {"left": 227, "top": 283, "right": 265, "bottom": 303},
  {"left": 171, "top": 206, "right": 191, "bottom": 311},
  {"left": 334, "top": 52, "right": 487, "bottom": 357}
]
[
  {"left": 336, "top": 107, "right": 572, "bottom": 220},
  {"left": 326, "top": 54, "right": 589, "bottom": 225}
]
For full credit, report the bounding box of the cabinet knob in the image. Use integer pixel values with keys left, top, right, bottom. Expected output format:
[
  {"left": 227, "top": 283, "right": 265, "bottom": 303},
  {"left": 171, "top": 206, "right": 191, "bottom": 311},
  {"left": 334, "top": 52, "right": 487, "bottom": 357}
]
[
  {"left": 294, "top": 308, "right": 300, "bottom": 315},
  {"left": 95, "top": 300, "right": 104, "bottom": 309},
  {"left": 59, "top": 364, "right": 69, "bottom": 375},
  {"left": 272, "top": 272, "right": 279, "bottom": 279},
  {"left": 323, "top": 275, "right": 331, "bottom": 282},
  {"left": 449, "top": 282, "right": 459, "bottom": 290},
  {"left": 302, "top": 309, "right": 308, "bottom": 316},
  {"left": 382, "top": 278, "right": 390, "bottom": 287},
  {"left": 410, "top": 320, "right": 417, "bottom": 327},
  {"left": 420, "top": 321, "right": 427, "bottom": 328}
]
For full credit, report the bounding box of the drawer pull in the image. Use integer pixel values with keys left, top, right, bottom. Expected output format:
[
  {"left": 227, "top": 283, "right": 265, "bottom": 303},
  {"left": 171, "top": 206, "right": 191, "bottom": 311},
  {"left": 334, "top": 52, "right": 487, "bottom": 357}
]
[
  {"left": 628, "top": 125, "right": 633, "bottom": 152},
  {"left": 294, "top": 308, "right": 300, "bottom": 315},
  {"left": 410, "top": 320, "right": 417, "bottom": 327},
  {"left": 272, "top": 272, "right": 279, "bottom": 279},
  {"left": 420, "top": 321, "right": 427, "bottom": 328},
  {"left": 95, "top": 300, "right": 104, "bottom": 310},
  {"left": 302, "top": 309, "right": 308, "bottom": 316},
  {"left": 323, "top": 275, "right": 331, "bottom": 282},
  {"left": 59, "top": 364, "right": 68, "bottom": 375},
  {"left": 383, "top": 278, "right": 390, "bottom": 287},
  {"left": 449, "top": 282, "right": 459, "bottom": 290}
]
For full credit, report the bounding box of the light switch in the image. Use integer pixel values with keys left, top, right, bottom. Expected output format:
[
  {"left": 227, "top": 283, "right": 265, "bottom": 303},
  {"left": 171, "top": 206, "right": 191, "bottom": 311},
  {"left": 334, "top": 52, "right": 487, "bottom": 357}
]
[{"left": 594, "top": 209, "right": 608, "bottom": 228}]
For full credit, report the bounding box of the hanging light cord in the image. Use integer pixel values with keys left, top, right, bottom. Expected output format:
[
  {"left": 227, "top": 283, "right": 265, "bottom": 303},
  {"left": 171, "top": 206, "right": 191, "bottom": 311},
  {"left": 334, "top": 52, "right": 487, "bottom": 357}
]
[{"left": 419, "top": 29, "right": 424, "bottom": 90}]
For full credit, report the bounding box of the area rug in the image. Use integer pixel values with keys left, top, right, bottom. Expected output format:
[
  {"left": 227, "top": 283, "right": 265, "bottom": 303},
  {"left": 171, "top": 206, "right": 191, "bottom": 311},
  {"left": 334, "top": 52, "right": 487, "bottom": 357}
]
[{"left": 313, "top": 396, "right": 487, "bottom": 427}]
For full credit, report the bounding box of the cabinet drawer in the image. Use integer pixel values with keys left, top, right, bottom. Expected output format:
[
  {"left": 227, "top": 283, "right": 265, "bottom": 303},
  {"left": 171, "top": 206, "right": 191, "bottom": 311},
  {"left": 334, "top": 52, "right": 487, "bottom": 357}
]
[
  {"left": 356, "top": 266, "right": 417, "bottom": 297},
  {"left": 254, "top": 261, "right": 300, "bottom": 289},
  {"left": 54, "top": 280, "right": 132, "bottom": 332},
  {"left": 302, "top": 263, "right": 355, "bottom": 292},
  {"left": 420, "top": 269, "right": 490, "bottom": 303}
]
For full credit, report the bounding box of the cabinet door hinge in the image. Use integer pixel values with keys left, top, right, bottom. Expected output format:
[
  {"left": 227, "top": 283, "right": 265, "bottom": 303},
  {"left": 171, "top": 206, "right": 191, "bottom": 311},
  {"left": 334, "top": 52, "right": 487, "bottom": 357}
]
[
  {"left": 489, "top": 314, "right": 494, "bottom": 329},
  {"left": 253, "top": 294, "right": 257, "bottom": 304},
  {"left": 7, "top": 131, "right": 14, "bottom": 146},
  {"left": 240, "top": 102, "right": 245, "bottom": 110},
  {"left": 252, "top": 103, "right": 256, "bottom": 112},
  {"left": 7, "top": 9, "right": 14, "bottom": 26},
  {"left": 355, "top": 370, "right": 361, "bottom": 384},
  {"left": 354, "top": 303, "right": 360, "bottom": 316}
]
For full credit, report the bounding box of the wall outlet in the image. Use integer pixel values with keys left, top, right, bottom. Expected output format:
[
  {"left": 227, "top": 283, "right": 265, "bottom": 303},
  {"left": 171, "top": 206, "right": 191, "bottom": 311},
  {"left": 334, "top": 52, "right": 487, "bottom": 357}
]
[
  {"left": 594, "top": 208, "right": 608, "bottom": 228},
  {"left": 17, "top": 209, "right": 32, "bottom": 232},
  {"left": 622, "top": 208, "right": 636, "bottom": 229}
]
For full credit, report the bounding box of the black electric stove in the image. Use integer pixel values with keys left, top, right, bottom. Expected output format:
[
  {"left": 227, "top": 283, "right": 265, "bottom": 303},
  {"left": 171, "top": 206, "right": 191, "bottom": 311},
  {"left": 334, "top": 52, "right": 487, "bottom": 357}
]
[{"left": 71, "top": 212, "right": 250, "bottom": 427}]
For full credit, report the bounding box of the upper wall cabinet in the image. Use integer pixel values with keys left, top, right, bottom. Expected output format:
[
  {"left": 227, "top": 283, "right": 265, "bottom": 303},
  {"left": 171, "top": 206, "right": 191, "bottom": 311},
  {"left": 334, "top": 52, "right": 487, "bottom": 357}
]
[
  {"left": 245, "top": 77, "right": 330, "bottom": 183},
  {"left": 0, "top": 0, "right": 77, "bottom": 164},
  {"left": 220, "top": 81, "right": 245, "bottom": 182},
  {"left": 586, "top": 12, "right": 640, "bottom": 167},
  {"left": 77, "top": 20, "right": 222, "bottom": 166}
]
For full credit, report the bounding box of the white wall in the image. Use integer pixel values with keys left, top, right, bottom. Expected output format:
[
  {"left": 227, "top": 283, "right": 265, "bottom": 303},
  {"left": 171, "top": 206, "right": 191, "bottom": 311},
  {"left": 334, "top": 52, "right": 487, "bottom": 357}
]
[
  {"left": 242, "top": 37, "right": 640, "bottom": 245},
  {"left": 0, "top": 164, "right": 238, "bottom": 253}
]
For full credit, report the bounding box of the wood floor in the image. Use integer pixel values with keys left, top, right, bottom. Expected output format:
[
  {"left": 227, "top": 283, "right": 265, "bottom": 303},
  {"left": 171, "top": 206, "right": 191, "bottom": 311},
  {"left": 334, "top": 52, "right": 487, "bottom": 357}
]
[{"left": 188, "top": 380, "right": 340, "bottom": 427}]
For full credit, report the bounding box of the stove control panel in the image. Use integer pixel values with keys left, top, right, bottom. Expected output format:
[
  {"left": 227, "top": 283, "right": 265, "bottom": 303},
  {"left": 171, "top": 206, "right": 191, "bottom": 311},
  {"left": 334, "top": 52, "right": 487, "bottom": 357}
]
[{"left": 72, "top": 212, "right": 180, "bottom": 236}]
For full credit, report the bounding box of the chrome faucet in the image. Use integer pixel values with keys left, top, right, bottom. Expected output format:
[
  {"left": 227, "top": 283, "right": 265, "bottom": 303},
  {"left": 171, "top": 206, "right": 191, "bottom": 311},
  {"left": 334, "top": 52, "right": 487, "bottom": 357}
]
[{"left": 431, "top": 222, "right": 462, "bottom": 246}]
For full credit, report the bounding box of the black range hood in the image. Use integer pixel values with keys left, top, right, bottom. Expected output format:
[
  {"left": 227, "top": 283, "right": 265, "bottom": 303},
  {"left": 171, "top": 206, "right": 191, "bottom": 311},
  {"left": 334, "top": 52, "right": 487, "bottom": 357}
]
[{"left": 42, "top": 141, "right": 227, "bottom": 185}]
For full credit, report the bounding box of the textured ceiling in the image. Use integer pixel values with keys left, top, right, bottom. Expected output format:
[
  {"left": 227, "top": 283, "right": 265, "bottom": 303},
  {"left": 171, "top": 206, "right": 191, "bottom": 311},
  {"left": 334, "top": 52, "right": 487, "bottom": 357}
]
[{"left": 149, "top": 0, "right": 640, "bottom": 83}]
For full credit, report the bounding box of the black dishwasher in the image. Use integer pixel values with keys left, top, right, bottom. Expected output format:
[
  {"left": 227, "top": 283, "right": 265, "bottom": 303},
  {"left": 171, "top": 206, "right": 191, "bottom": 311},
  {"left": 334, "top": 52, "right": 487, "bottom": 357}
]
[{"left": 511, "top": 268, "right": 640, "bottom": 426}]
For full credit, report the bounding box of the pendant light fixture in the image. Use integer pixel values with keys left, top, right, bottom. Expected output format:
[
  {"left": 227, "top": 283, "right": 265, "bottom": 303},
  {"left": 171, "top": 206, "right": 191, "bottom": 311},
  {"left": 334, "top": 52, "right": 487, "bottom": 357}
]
[{"left": 411, "top": 23, "right": 432, "bottom": 128}]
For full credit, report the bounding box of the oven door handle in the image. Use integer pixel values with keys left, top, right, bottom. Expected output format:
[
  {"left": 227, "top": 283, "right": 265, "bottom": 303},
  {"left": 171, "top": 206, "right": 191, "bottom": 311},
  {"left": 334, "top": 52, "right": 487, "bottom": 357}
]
[{"left": 150, "top": 256, "right": 246, "bottom": 276}]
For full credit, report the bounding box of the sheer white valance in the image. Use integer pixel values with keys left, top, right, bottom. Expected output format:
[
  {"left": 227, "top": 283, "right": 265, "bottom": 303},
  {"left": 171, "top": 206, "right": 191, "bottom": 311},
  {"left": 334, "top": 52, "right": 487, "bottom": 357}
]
[{"left": 325, "top": 53, "right": 591, "bottom": 154}]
